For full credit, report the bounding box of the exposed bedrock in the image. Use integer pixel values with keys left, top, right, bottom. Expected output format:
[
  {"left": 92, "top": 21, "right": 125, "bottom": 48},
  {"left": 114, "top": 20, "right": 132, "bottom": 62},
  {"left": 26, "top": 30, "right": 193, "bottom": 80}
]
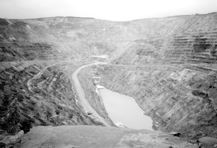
[
  {"left": 0, "top": 12, "right": 217, "bottom": 145},
  {"left": 98, "top": 13, "right": 217, "bottom": 139}
]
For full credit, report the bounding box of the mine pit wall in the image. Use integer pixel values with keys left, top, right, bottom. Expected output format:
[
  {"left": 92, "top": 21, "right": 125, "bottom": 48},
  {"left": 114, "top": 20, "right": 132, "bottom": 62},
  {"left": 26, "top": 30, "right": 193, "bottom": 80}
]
[
  {"left": 99, "top": 56, "right": 217, "bottom": 140},
  {"left": 0, "top": 62, "right": 104, "bottom": 137},
  {"left": 0, "top": 17, "right": 105, "bottom": 141},
  {"left": 77, "top": 66, "right": 114, "bottom": 126},
  {"left": 1, "top": 12, "right": 217, "bottom": 142},
  {"left": 98, "top": 15, "right": 217, "bottom": 139}
]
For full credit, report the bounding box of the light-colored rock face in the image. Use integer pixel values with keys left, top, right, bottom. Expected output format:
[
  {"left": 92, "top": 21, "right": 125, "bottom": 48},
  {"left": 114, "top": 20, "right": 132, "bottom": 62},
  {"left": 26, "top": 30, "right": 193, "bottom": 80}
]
[
  {"left": 97, "top": 13, "right": 217, "bottom": 139},
  {"left": 0, "top": 12, "right": 217, "bottom": 145}
]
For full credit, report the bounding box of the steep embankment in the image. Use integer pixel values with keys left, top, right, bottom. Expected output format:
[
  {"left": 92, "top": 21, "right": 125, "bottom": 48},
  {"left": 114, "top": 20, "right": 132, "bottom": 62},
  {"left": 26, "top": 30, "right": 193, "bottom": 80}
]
[
  {"left": 72, "top": 62, "right": 112, "bottom": 126},
  {"left": 97, "top": 13, "right": 217, "bottom": 139},
  {"left": 0, "top": 17, "right": 117, "bottom": 145},
  {"left": 1, "top": 12, "right": 217, "bottom": 147}
]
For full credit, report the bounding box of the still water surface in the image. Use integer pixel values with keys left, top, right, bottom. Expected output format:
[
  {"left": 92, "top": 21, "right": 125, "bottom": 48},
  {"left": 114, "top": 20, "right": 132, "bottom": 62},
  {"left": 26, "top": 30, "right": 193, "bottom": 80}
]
[{"left": 98, "top": 87, "right": 153, "bottom": 130}]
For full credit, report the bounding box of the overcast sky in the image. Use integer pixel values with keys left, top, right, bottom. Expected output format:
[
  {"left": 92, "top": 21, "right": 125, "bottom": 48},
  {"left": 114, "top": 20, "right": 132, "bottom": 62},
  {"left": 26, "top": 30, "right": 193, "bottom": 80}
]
[{"left": 0, "top": 0, "right": 216, "bottom": 21}]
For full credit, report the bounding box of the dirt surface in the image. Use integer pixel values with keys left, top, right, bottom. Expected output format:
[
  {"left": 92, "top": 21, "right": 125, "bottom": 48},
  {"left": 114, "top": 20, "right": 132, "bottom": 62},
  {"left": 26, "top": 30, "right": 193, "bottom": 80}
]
[
  {"left": 72, "top": 62, "right": 110, "bottom": 126},
  {"left": 17, "top": 125, "right": 198, "bottom": 148}
]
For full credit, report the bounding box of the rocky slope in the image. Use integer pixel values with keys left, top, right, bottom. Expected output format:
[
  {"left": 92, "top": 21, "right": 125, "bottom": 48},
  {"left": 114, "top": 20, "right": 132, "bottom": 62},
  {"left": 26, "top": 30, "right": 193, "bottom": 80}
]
[
  {"left": 0, "top": 12, "right": 217, "bottom": 147},
  {"left": 97, "top": 13, "right": 217, "bottom": 140},
  {"left": 0, "top": 17, "right": 115, "bottom": 146}
]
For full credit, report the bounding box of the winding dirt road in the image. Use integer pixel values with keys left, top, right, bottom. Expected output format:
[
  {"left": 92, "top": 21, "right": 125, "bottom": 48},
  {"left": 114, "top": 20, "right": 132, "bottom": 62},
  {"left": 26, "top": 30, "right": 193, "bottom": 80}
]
[{"left": 72, "top": 62, "right": 110, "bottom": 126}]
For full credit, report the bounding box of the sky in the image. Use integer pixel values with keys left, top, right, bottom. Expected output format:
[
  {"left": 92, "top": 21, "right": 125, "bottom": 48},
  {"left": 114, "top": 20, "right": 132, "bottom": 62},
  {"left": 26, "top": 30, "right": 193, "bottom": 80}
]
[{"left": 0, "top": 0, "right": 216, "bottom": 21}]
